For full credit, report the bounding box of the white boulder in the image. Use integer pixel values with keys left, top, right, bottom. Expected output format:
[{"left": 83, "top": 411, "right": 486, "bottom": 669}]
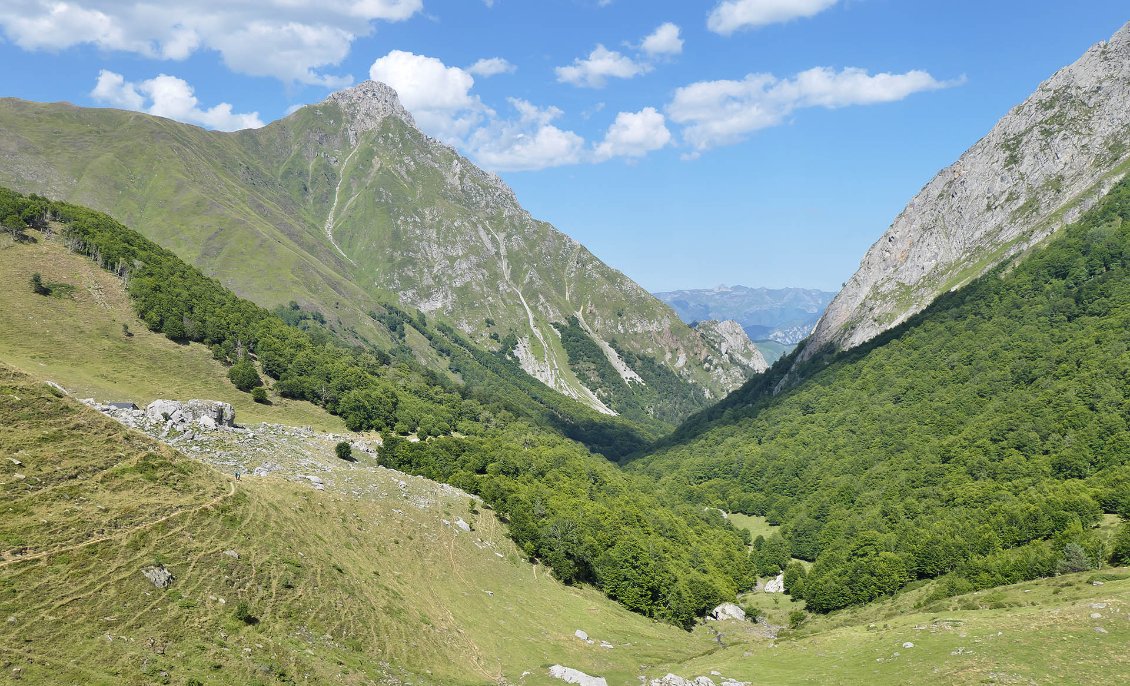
[
  {"left": 549, "top": 665, "right": 608, "bottom": 686},
  {"left": 709, "top": 602, "right": 746, "bottom": 621}
]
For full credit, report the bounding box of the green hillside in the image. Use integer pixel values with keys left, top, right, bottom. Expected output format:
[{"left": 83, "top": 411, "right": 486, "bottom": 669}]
[
  {"left": 4, "top": 361, "right": 1129, "bottom": 685},
  {"left": 0, "top": 363, "right": 714, "bottom": 685},
  {"left": 0, "top": 91, "right": 750, "bottom": 419},
  {"left": 0, "top": 224, "right": 344, "bottom": 432},
  {"left": 630, "top": 175, "right": 1130, "bottom": 612},
  {"left": 0, "top": 188, "right": 753, "bottom": 626}
]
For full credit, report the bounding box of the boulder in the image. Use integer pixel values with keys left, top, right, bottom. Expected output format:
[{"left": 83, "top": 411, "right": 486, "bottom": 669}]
[
  {"left": 548, "top": 665, "right": 607, "bottom": 686},
  {"left": 648, "top": 675, "right": 718, "bottom": 686},
  {"left": 145, "top": 400, "right": 235, "bottom": 429},
  {"left": 142, "top": 565, "right": 174, "bottom": 589},
  {"left": 764, "top": 573, "right": 785, "bottom": 593},
  {"left": 574, "top": 629, "right": 588, "bottom": 641},
  {"left": 709, "top": 602, "right": 746, "bottom": 622}
]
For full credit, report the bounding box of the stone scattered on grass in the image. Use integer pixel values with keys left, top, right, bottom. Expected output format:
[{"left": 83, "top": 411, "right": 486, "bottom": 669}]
[{"left": 141, "top": 565, "right": 174, "bottom": 589}]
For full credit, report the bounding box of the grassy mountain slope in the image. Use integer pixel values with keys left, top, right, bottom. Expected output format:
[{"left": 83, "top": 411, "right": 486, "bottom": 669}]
[
  {"left": 0, "top": 188, "right": 754, "bottom": 625},
  {"left": 0, "top": 364, "right": 713, "bottom": 685},
  {"left": 630, "top": 175, "right": 1130, "bottom": 612},
  {"left": 0, "top": 229, "right": 344, "bottom": 432},
  {"left": 4, "top": 362, "right": 1128, "bottom": 685},
  {"left": 0, "top": 88, "right": 747, "bottom": 419}
]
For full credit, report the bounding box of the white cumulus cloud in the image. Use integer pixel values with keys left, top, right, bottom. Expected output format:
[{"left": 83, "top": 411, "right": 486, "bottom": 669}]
[
  {"left": 467, "top": 57, "right": 516, "bottom": 77},
  {"left": 91, "top": 69, "right": 264, "bottom": 131},
  {"left": 369, "top": 50, "right": 486, "bottom": 142},
  {"left": 641, "top": 22, "right": 683, "bottom": 56},
  {"left": 669, "top": 66, "right": 960, "bottom": 151},
  {"left": 594, "top": 107, "right": 671, "bottom": 161},
  {"left": 707, "top": 0, "right": 838, "bottom": 35},
  {"left": 466, "top": 99, "right": 586, "bottom": 172},
  {"left": 555, "top": 45, "right": 650, "bottom": 88},
  {"left": 362, "top": 50, "right": 671, "bottom": 171},
  {"left": 0, "top": 1, "right": 424, "bottom": 86}
]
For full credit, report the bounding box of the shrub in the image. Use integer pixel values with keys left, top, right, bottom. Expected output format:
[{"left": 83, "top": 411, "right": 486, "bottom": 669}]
[
  {"left": 335, "top": 441, "right": 353, "bottom": 461},
  {"left": 251, "top": 387, "right": 269, "bottom": 404},
  {"left": 788, "top": 609, "right": 807, "bottom": 628},
  {"left": 1111, "top": 521, "right": 1130, "bottom": 566},
  {"left": 740, "top": 603, "right": 762, "bottom": 622},
  {"left": 1056, "top": 542, "right": 1095, "bottom": 575},
  {"left": 228, "top": 359, "right": 262, "bottom": 392},
  {"left": 29, "top": 272, "right": 50, "bottom": 295},
  {"left": 233, "top": 601, "right": 258, "bottom": 625}
]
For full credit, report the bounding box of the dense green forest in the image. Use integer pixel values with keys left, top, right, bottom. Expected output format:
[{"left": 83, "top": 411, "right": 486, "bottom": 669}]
[
  {"left": 631, "top": 176, "right": 1130, "bottom": 613},
  {"left": 0, "top": 187, "right": 752, "bottom": 627}
]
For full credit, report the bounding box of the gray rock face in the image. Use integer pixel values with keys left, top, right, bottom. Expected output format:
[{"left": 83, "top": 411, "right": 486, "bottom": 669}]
[
  {"left": 326, "top": 80, "right": 416, "bottom": 145},
  {"left": 145, "top": 400, "right": 235, "bottom": 429},
  {"left": 764, "top": 573, "right": 785, "bottom": 593},
  {"left": 806, "top": 21, "right": 1130, "bottom": 358},
  {"left": 694, "top": 320, "right": 769, "bottom": 375},
  {"left": 142, "top": 565, "right": 174, "bottom": 589}
]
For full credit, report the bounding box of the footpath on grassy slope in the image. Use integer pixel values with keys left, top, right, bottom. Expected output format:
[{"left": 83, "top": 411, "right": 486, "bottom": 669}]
[{"left": 0, "top": 481, "right": 236, "bottom": 568}]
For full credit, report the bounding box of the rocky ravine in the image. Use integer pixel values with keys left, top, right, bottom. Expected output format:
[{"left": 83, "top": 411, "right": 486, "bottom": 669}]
[{"left": 805, "top": 21, "right": 1130, "bottom": 357}]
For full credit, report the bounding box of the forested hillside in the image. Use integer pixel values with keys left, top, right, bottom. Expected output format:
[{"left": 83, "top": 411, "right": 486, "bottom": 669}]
[
  {"left": 0, "top": 187, "right": 752, "bottom": 626},
  {"left": 630, "top": 176, "right": 1130, "bottom": 613}
]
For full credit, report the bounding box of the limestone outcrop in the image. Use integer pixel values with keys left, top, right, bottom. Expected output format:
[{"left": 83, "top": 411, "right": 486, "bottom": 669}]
[
  {"left": 805, "top": 22, "right": 1130, "bottom": 358},
  {"left": 145, "top": 399, "right": 235, "bottom": 429}
]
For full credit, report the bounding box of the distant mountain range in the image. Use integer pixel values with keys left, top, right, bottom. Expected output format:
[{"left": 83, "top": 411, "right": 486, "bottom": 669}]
[{"left": 654, "top": 285, "right": 836, "bottom": 350}]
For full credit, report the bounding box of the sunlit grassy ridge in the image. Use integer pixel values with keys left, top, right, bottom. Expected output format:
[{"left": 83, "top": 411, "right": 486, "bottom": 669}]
[{"left": 0, "top": 229, "right": 344, "bottom": 432}]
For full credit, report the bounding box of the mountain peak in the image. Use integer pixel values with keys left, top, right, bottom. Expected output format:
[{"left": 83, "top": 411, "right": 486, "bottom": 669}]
[
  {"left": 324, "top": 80, "right": 416, "bottom": 141},
  {"left": 802, "top": 19, "right": 1130, "bottom": 359}
]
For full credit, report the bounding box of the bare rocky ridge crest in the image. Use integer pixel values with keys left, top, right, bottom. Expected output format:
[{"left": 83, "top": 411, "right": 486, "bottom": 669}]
[{"left": 806, "top": 21, "right": 1130, "bottom": 358}]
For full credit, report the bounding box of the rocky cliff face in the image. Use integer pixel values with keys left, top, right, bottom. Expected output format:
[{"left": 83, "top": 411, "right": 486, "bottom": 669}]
[
  {"left": 694, "top": 320, "right": 769, "bottom": 376},
  {"left": 805, "top": 21, "right": 1130, "bottom": 357}
]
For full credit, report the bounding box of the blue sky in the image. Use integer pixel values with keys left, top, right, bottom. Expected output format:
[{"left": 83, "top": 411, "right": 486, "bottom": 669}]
[{"left": 0, "top": 1, "right": 1126, "bottom": 291}]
